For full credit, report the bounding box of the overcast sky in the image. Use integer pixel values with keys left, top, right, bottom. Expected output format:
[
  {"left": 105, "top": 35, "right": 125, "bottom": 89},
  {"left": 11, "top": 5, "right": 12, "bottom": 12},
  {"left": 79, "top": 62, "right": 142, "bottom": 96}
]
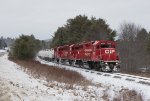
[{"left": 0, "top": 0, "right": 149, "bottom": 40}]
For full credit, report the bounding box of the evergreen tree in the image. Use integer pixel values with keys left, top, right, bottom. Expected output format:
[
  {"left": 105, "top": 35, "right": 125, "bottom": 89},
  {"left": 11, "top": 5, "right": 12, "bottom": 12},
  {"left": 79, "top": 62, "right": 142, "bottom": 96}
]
[
  {"left": 12, "top": 35, "right": 40, "bottom": 60},
  {"left": 0, "top": 37, "right": 7, "bottom": 49},
  {"left": 51, "top": 15, "right": 116, "bottom": 47},
  {"left": 147, "top": 32, "right": 150, "bottom": 54}
]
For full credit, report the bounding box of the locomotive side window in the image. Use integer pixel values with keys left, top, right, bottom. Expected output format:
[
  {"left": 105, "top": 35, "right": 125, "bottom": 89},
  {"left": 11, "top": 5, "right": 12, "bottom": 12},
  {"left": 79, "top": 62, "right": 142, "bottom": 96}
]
[
  {"left": 79, "top": 45, "right": 83, "bottom": 49},
  {"left": 75, "top": 47, "right": 79, "bottom": 50}
]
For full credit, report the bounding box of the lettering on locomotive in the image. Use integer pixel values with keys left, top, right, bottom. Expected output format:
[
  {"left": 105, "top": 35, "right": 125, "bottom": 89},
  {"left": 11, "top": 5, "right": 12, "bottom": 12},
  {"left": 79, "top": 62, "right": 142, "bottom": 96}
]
[{"left": 105, "top": 50, "right": 115, "bottom": 54}]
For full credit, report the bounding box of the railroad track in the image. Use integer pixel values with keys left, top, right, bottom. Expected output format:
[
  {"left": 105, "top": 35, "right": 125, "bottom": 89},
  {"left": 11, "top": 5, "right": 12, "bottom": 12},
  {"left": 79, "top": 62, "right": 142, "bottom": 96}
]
[
  {"left": 80, "top": 69, "right": 150, "bottom": 86},
  {"left": 38, "top": 56, "right": 150, "bottom": 86}
]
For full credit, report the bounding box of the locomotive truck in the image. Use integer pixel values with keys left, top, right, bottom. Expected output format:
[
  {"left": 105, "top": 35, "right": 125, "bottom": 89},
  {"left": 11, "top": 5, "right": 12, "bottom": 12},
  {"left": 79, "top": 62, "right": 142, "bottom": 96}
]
[{"left": 53, "top": 40, "right": 120, "bottom": 72}]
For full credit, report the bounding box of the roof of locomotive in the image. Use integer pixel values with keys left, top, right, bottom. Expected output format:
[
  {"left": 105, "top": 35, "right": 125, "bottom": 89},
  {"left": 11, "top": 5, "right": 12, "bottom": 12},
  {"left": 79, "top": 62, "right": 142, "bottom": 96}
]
[
  {"left": 55, "top": 40, "right": 116, "bottom": 49},
  {"left": 93, "top": 40, "right": 116, "bottom": 46}
]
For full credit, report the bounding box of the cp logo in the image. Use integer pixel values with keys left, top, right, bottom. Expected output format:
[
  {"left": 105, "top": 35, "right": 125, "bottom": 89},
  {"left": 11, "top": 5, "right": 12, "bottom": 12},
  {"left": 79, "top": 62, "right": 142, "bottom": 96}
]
[{"left": 105, "top": 50, "right": 115, "bottom": 54}]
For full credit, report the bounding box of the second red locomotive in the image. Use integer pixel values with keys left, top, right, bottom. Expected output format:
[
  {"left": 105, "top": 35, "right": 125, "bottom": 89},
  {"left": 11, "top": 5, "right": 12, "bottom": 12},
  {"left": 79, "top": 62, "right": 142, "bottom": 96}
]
[{"left": 54, "top": 40, "right": 120, "bottom": 72}]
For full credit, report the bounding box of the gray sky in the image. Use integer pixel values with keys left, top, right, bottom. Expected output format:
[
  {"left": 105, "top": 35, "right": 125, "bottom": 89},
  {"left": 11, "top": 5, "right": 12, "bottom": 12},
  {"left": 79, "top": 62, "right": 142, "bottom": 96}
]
[{"left": 0, "top": 0, "right": 149, "bottom": 40}]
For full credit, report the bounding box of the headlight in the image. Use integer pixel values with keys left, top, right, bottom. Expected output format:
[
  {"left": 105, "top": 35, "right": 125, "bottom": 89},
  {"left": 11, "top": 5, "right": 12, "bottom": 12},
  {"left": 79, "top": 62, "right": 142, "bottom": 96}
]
[
  {"left": 105, "top": 62, "right": 108, "bottom": 65},
  {"left": 116, "top": 62, "right": 118, "bottom": 65}
]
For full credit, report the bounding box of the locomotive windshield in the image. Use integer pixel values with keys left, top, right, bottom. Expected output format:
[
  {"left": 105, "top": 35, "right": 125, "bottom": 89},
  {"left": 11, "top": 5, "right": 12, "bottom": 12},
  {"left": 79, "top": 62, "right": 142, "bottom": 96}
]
[{"left": 100, "top": 43, "right": 114, "bottom": 48}]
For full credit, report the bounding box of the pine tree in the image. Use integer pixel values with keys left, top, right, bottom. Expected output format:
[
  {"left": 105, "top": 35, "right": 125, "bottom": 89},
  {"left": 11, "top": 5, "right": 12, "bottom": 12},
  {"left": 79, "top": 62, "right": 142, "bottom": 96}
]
[
  {"left": 12, "top": 35, "right": 40, "bottom": 60},
  {"left": 51, "top": 15, "right": 116, "bottom": 47}
]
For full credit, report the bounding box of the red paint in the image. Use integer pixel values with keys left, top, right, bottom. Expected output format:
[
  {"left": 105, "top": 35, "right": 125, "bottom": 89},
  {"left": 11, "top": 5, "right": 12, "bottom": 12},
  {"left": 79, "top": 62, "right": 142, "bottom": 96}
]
[{"left": 54, "top": 40, "right": 119, "bottom": 62}]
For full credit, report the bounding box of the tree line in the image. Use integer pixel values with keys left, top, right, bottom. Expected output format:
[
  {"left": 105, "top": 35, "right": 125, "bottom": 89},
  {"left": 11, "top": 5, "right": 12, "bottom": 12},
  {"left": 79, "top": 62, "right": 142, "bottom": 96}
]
[
  {"left": 11, "top": 15, "right": 150, "bottom": 73},
  {"left": 0, "top": 37, "right": 7, "bottom": 49},
  {"left": 118, "top": 23, "right": 150, "bottom": 72},
  {"left": 51, "top": 15, "right": 150, "bottom": 73}
]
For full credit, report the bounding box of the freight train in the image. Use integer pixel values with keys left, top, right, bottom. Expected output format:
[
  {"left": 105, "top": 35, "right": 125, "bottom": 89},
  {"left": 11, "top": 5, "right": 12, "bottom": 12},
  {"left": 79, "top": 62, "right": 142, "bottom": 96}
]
[{"left": 39, "top": 40, "right": 120, "bottom": 72}]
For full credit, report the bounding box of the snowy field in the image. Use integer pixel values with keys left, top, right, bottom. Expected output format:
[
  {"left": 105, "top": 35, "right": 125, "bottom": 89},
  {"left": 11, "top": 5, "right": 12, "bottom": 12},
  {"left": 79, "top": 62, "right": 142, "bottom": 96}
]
[
  {"left": 0, "top": 49, "right": 6, "bottom": 56},
  {"left": 0, "top": 49, "right": 150, "bottom": 101},
  {"left": 0, "top": 52, "right": 104, "bottom": 101},
  {"left": 0, "top": 51, "right": 124, "bottom": 101},
  {"left": 37, "top": 50, "right": 150, "bottom": 101}
]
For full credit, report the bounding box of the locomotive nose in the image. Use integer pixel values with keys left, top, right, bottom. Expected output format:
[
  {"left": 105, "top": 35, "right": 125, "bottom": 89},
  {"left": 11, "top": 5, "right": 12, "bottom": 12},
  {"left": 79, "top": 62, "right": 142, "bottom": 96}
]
[{"left": 101, "top": 48, "right": 116, "bottom": 61}]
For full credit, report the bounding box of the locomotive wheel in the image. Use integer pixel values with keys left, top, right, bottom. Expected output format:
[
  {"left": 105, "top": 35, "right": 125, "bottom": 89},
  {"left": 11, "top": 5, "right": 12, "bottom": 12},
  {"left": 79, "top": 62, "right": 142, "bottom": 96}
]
[
  {"left": 94, "top": 62, "right": 100, "bottom": 71},
  {"left": 88, "top": 61, "right": 94, "bottom": 69},
  {"left": 75, "top": 60, "right": 83, "bottom": 68},
  {"left": 101, "top": 65, "right": 106, "bottom": 72},
  {"left": 109, "top": 64, "right": 114, "bottom": 72},
  {"left": 79, "top": 61, "right": 84, "bottom": 68},
  {"left": 61, "top": 59, "right": 66, "bottom": 64},
  {"left": 56, "top": 59, "right": 59, "bottom": 63},
  {"left": 72, "top": 60, "right": 76, "bottom": 67},
  {"left": 101, "top": 65, "right": 113, "bottom": 72},
  {"left": 108, "top": 69, "right": 113, "bottom": 72},
  {"left": 114, "top": 65, "right": 120, "bottom": 72},
  {"left": 69, "top": 60, "right": 73, "bottom": 65}
]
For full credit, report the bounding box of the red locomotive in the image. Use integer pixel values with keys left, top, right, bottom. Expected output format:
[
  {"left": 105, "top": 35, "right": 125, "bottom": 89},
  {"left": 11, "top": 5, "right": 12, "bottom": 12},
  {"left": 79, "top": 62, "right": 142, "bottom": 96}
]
[{"left": 54, "top": 40, "right": 120, "bottom": 72}]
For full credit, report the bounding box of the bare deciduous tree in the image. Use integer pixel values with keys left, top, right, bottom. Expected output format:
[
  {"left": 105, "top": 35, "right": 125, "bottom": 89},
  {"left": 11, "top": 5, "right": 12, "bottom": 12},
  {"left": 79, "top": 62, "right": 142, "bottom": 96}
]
[
  {"left": 117, "top": 22, "right": 149, "bottom": 73},
  {"left": 119, "top": 22, "right": 141, "bottom": 41}
]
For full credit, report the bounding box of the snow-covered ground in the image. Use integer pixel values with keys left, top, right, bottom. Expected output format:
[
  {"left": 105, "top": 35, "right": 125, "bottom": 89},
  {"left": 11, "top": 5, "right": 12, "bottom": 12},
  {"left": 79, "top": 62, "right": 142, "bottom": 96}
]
[
  {"left": 38, "top": 49, "right": 54, "bottom": 58},
  {"left": 37, "top": 50, "right": 150, "bottom": 101},
  {"left": 0, "top": 49, "right": 6, "bottom": 52},
  {"left": 0, "top": 51, "right": 120, "bottom": 101},
  {"left": 0, "top": 49, "right": 6, "bottom": 55},
  {"left": 0, "top": 49, "right": 150, "bottom": 101}
]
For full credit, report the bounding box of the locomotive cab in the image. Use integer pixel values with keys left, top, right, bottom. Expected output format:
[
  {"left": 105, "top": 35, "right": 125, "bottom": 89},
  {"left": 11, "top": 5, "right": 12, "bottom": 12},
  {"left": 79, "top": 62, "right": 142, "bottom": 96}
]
[{"left": 93, "top": 40, "right": 120, "bottom": 72}]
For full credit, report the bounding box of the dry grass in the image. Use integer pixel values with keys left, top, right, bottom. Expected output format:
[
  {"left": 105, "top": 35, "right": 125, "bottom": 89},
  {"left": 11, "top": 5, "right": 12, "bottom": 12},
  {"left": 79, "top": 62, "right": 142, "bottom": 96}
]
[
  {"left": 9, "top": 57, "right": 92, "bottom": 86},
  {"left": 113, "top": 89, "right": 143, "bottom": 101}
]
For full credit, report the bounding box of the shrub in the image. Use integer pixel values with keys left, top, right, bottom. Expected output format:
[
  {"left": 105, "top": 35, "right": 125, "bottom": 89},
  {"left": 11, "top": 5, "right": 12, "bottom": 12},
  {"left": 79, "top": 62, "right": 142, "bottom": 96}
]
[{"left": 12, "top": 35, "right": 40, "bottom": 60}]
